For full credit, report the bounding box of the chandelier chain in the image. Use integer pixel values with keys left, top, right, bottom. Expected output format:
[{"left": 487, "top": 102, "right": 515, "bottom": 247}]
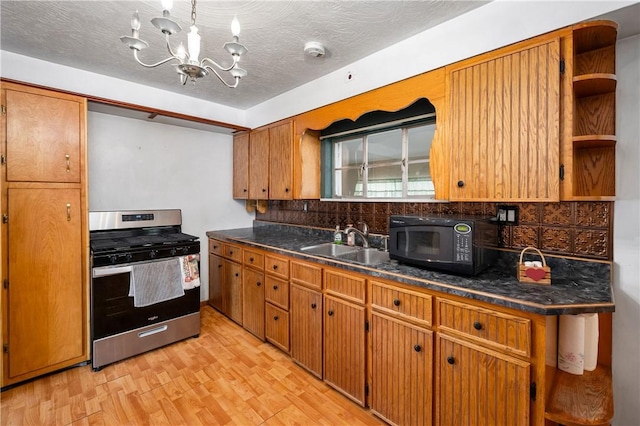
[{"left": 191, "top": 0, "right": 197, "bottom": 26}]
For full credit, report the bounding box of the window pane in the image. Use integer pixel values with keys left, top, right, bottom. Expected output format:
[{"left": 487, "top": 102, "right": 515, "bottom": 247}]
[
  {"left": 407, "top": 124, "right": 434, "bottom": 161},
  {"left": 368, "top": 129, "right": 402, "bottom": 165},
  {"left": 336, "top": 138, "right": 363, "bottom": 167},
  {"left": 368, "top": 164, "right": 402, "bottom": 198},
  {"left": 336, "top": 168, "right": 362, "bottom": 197},
  {"left": 407, "top": 162, "right": 434, "bottom": 196}
]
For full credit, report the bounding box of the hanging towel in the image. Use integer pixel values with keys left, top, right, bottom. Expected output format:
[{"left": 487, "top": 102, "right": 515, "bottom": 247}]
[
  {"left": 129, "top": 258, "right": 185, "bottom": 307},
  {"left": 557, "top": 313, "right": 600, "bottom": 375},
  {"left": 180, "top": 254, "right": 201, "bottom": 290}
]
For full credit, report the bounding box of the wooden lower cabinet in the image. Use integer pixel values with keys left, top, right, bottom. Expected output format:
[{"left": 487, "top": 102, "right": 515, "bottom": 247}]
[
  {"left": 370, "top": 312, "right": 433, "bottom": 426},
  {"left": 265, "top": 303, "right": 289, "bottom": 352},
  {"left": 437, "top": 333, "right": 530, "bottom": 426},
  {"left": 323, "top": 294, "right": 366, "bottom": 406},
  {"left": 242, "top": 267, "right": 265, "bottom": 340},
  {"left": 290, "top": 283, "right": 323, "bottom": 378},
  {"left": 5, "top": 188, "right": 86, "bottom": 383},
  {"left": 223, "top": 260, "right": 243, "bottom": 325},
  {"left": 208, "top": 254, "right": 224, "bottom": 312}
]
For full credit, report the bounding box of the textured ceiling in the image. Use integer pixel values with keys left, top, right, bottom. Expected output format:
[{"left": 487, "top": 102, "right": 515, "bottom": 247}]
[{"left": 0, "top": 0, "right": 490, "bottom": 109}]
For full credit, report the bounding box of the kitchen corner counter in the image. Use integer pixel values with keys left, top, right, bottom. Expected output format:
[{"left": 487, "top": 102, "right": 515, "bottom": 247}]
[{"left": 207, "top": 223, "right": 614, "bottom": 315}]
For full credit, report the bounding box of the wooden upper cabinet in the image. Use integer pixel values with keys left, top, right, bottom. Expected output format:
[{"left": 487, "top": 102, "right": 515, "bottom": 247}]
[
  {"left": 269, "top": 121, "right": 294, "bottom": 200},
  {"left": 5, "top": 87, "right": 84, "bottom": 183},
  {"left": 448, "top": 38, "right": 561, "bottom": 201},
  {"left": 248, "top": 128, "right": 270, "bottom": 199},
  {"left": 232, "top": 132, "right": 249, "bottom": 199}
]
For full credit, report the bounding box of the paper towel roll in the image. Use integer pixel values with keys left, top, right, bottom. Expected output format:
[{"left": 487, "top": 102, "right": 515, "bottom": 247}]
[
  {"left": 583, "top": 313, "right": 599, "bottom": 371},
  {"left": 558, "top": 315, "right": 585, "bottom": 375}
]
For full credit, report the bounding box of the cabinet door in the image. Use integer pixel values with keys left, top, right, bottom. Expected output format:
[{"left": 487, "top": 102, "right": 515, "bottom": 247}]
[
  {"left": 370, "top": 312, "right": 433, "bottom": 426},
  {"left": 323, "top": 294, "right": 366, "bottom": 406},
  {"left": 242, "top": 267, "right": 265, "bottom": 340},
  {"left": 208, "top": 254, "right": 224, "bottom": 312},
  {"left": 437, "top": 334, "right": 530, "bottom": 426},
  {"left": 248, "top": 128, "right": 270, "bottom": 199},
  {"left": 290, "top": 283, "right": 323, "bottom": 378},
  {"left": 7, "top": 188, "right": 85, "bottom": 380},
  {"left": 268, "top": 121, "right": 293, "bottom": 200},
  {"left": 265, "top": 303, "right": 289, "bottom": 353},
  {"left": 6, "top": 89, "right": 82, "bottom": 183},
  {"left": 233, "top": 132, "right": 249, "bottom": 199},
  {"left": 449, "top": 38, "right": 560, "bottom": 201},
  {"left": 223, "top": 260, "right": 243, "bottom": 325}
]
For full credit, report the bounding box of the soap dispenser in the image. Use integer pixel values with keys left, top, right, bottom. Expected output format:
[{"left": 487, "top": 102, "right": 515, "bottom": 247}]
[{"left": 333, "top": 225, "right": 343, "bottom": 245}]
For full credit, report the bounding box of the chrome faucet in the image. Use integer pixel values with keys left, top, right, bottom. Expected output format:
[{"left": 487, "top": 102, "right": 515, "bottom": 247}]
[{"left": 344, "top": 222, "right": 370, "bottom": 248}]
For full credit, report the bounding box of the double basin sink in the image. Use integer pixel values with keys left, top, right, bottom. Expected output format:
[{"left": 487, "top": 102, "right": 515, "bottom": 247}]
[{"left": 300, "top": 242, "right": 390, "bottom": 266}]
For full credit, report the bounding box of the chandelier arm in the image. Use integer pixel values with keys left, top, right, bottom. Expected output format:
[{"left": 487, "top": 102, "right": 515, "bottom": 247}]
[
  {"left": 202, "top": 64, "right": 240, "bottom": 88},
  {"left": 133, "top": 50, "right": 180, "bottom": 68},
  {"left": 164, "top": 33, "right": 182, "bottom": 60},
  {"left": 201, "top": 57, "right": 237, "bottom": 73}
]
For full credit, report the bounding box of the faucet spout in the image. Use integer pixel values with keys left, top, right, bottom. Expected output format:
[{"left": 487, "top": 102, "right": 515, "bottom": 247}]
[{"left": 344, "top": 222, "right": 370, "bottom": 248}]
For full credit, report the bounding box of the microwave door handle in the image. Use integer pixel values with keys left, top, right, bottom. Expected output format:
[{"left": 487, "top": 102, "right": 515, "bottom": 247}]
[{"left": 93, "top": 265, "right": 133, "bottom": 278}]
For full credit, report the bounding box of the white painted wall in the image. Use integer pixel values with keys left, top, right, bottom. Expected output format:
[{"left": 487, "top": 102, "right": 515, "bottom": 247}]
[
  {"left": 612, "top": 34, "right": 640, "bottom": 425},
  {"left": 87, "top": 112, "right": 254, "bottom": 301}
]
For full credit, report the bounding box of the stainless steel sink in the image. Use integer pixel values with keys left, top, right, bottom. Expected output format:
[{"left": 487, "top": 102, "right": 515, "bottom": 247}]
[
  {"left": 300, "top": 243, "right": 389, "bottom": 265},
  {"left": 300, "top": 242, "right": 360, "bottom": 257}
]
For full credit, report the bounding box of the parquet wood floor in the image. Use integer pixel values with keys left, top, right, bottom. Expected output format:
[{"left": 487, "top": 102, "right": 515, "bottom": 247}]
[{"left": 1, "top": 306, "right": 385, "bottom": 426}]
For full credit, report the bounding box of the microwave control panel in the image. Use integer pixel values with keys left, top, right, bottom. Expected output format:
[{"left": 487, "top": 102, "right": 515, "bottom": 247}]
[{"left": 454, "top": 223, "right": 472, "bottom": 263}]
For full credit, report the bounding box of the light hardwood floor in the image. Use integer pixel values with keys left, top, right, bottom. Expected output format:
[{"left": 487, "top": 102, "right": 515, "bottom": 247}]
[{"left": 1, "top": 306, "right": 385, "bottom": 425}]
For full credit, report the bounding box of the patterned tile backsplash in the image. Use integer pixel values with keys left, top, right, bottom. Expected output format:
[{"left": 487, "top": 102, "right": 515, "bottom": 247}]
[{"left": 256, "top": 201, "right": 613, "bottom": 260}]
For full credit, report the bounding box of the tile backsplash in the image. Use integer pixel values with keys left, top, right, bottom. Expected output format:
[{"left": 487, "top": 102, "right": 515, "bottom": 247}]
[{"left": 255, "top": 200, "right": 613, "bottom": 260}]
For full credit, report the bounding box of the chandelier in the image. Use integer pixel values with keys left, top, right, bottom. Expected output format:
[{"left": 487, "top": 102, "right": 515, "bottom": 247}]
[{"left": 120, "top": 0, "right": 248, "bottom": 87}]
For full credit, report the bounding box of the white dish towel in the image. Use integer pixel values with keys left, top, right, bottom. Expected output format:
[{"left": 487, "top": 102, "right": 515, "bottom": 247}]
[
  {"left": 557, "top": 313, "right": 599, "bottom": 375},
  {"left": 180, "top": 254, "right": 201, "bottom": 290}
]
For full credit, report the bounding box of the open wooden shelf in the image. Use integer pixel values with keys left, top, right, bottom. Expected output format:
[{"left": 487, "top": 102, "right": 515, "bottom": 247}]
[
  {"left": 573, "top": 135, "right": 616, "bottom": 148},
  {"left": 545, "top": 365, "right": 613, "bottom": 426},
  {"left": 573, "top": 21, "right": 618, "bottom": 54},
  {"left": 573, "top": 74, "right": 617, "bottom": 98}
]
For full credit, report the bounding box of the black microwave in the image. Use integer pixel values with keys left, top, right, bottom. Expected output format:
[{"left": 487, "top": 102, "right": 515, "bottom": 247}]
[{"left": 389, "top": 215, "right": 498, "bottom": 276}]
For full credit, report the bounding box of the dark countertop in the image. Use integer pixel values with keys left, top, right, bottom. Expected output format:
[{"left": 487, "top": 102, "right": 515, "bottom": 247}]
[{"left": 206, "top": 222, "right": 614, "bottom": 316}]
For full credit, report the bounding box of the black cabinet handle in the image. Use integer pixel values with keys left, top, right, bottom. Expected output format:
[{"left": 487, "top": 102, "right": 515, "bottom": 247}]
[
  {"left": 256, "top": 281, "right": 261, "bottom": 287},
  {"left": 218, "top": 264, "right": 222, "bottom": 268},
  {"left": 457, "top": 180, "right": 465, "bottom": 188},
  {"left": 273, "top": 265, "right": 278, "bottom": 270},
  {"left": 311, "top": 303, "right": 317, "bottom": 309},
  {"left": 213, "top": 245, "right": 218, "bottom": 249},
  {"left": 414, "top": 344, "right": 421, "bottom": 352},
  {"left": 393, "top": 299, "right": 401, "bottom": 307},
  {"left": 262, "top": 188, "right": 267, "bottom": 192},
  {"left": 229, "top": 250, "right": 233, "bottom": 255},
  {"left": 243, "top": 188, "right": 247, "bottom": 193},
  {"left": 234, "top": 273, "right": 239, "bottom": 277},
  {"left": 473, "top": 321, "right": 483, "bottom": 330},
  {"left": 447, "top": 356, "right": 455, "bottom": 365},
  {"left": 249, "top": 257, "right": 254, "bottom": 262},
  {"left": 273, "top": 285, "right": 278, "bottom": 290},
  {"left": 285, "top": 188, "right": 290, "bottom": 192},
  {"left": 328, "top": 310, "right": 334, "bottom": 316},
  {"left": 273, "top": 315, "right": 279, "bottom": 321}
]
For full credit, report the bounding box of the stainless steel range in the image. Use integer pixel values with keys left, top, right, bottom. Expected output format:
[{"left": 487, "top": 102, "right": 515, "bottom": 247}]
[{"left": 89, "top": 209, "right": 201, "bottom": 371}]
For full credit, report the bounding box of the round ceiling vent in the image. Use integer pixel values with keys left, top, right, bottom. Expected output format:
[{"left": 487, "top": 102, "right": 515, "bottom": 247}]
[{"left": 304, "top": 42, "right": 326, "bottom": 58}]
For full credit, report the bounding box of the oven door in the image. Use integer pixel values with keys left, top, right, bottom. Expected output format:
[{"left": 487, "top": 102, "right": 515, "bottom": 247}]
[{"left": 91, "top": 262, "right": 200, "bottom": 341}]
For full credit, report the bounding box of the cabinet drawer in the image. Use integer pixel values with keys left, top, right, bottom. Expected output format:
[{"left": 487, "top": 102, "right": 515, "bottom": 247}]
[
  {"left": 265, "top": 275, "right": 289, "bottom": 310},
  {"left": 324, "top": 269, "right": 366, "bottom": 304},
  {"left": 265, "top": 303, "right": 290, "bottom": 353},
  {"left": 438, "top": 299, "right": 531, "bottom": 357},
  {"left": 265, "top": 255, "right": 289, "bottom": 279},
  {"left": 243, "top": 248, "right": 264, "bottom": 270},
  {"left": 290, "top": 260, "right": 322, "bottom": 291},
  {"left": 371, "top": 280, "right": 432, "bottom": 327},
  {"left": 223, "top": 243, "right": 242, "bottom": 263},
  {"left": 208, "top": 239, "right": 223, "bottom": 256}
]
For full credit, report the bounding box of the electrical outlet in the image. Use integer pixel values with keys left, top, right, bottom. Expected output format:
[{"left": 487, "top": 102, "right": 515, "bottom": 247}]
[{"left": 496, "top": 205, "right": 519, "bottom": 225}]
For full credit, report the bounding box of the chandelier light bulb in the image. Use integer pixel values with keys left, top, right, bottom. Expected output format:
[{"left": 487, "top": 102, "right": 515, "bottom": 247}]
[
  {"left": 131, "top": 11, "right": 141, "bottom": 31},
  {"left": 187, "top": 25, "right": 201, "bottom": 63},
  {"left": 231, "top": 16, "right": 241, "bottom": 37},
  {"left": 177, "top": 42, "right": 186, "bottom": 62},
  {"left": 161, "top": 0, "right": 173, "bottom": 12}
]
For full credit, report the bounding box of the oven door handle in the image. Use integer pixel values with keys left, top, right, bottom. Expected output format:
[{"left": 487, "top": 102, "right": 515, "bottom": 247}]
[{"left": 93, "top": 265, "right": 132, "bottom": 278}]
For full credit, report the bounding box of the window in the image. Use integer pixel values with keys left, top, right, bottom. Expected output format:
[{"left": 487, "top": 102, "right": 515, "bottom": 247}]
[{"left": 327, "top": 118, "right": 436, "bottom": 199}]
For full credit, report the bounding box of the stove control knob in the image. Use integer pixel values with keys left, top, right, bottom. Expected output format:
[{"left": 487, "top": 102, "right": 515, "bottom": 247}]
[
  {"left": 109, "top": 255, "right": 117, "bottom": 264},
  {"left": 170, "top": 248, "right": 177, "bottom": 256},
  {"left": 182, "top": 247, "right": 189, "bottom": 254},
  {"left": 149, "top": 250, "right": 158, "bottom": 259},
  {"left": 125, "top": 253, "right": 133, "bottom": 262}
]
